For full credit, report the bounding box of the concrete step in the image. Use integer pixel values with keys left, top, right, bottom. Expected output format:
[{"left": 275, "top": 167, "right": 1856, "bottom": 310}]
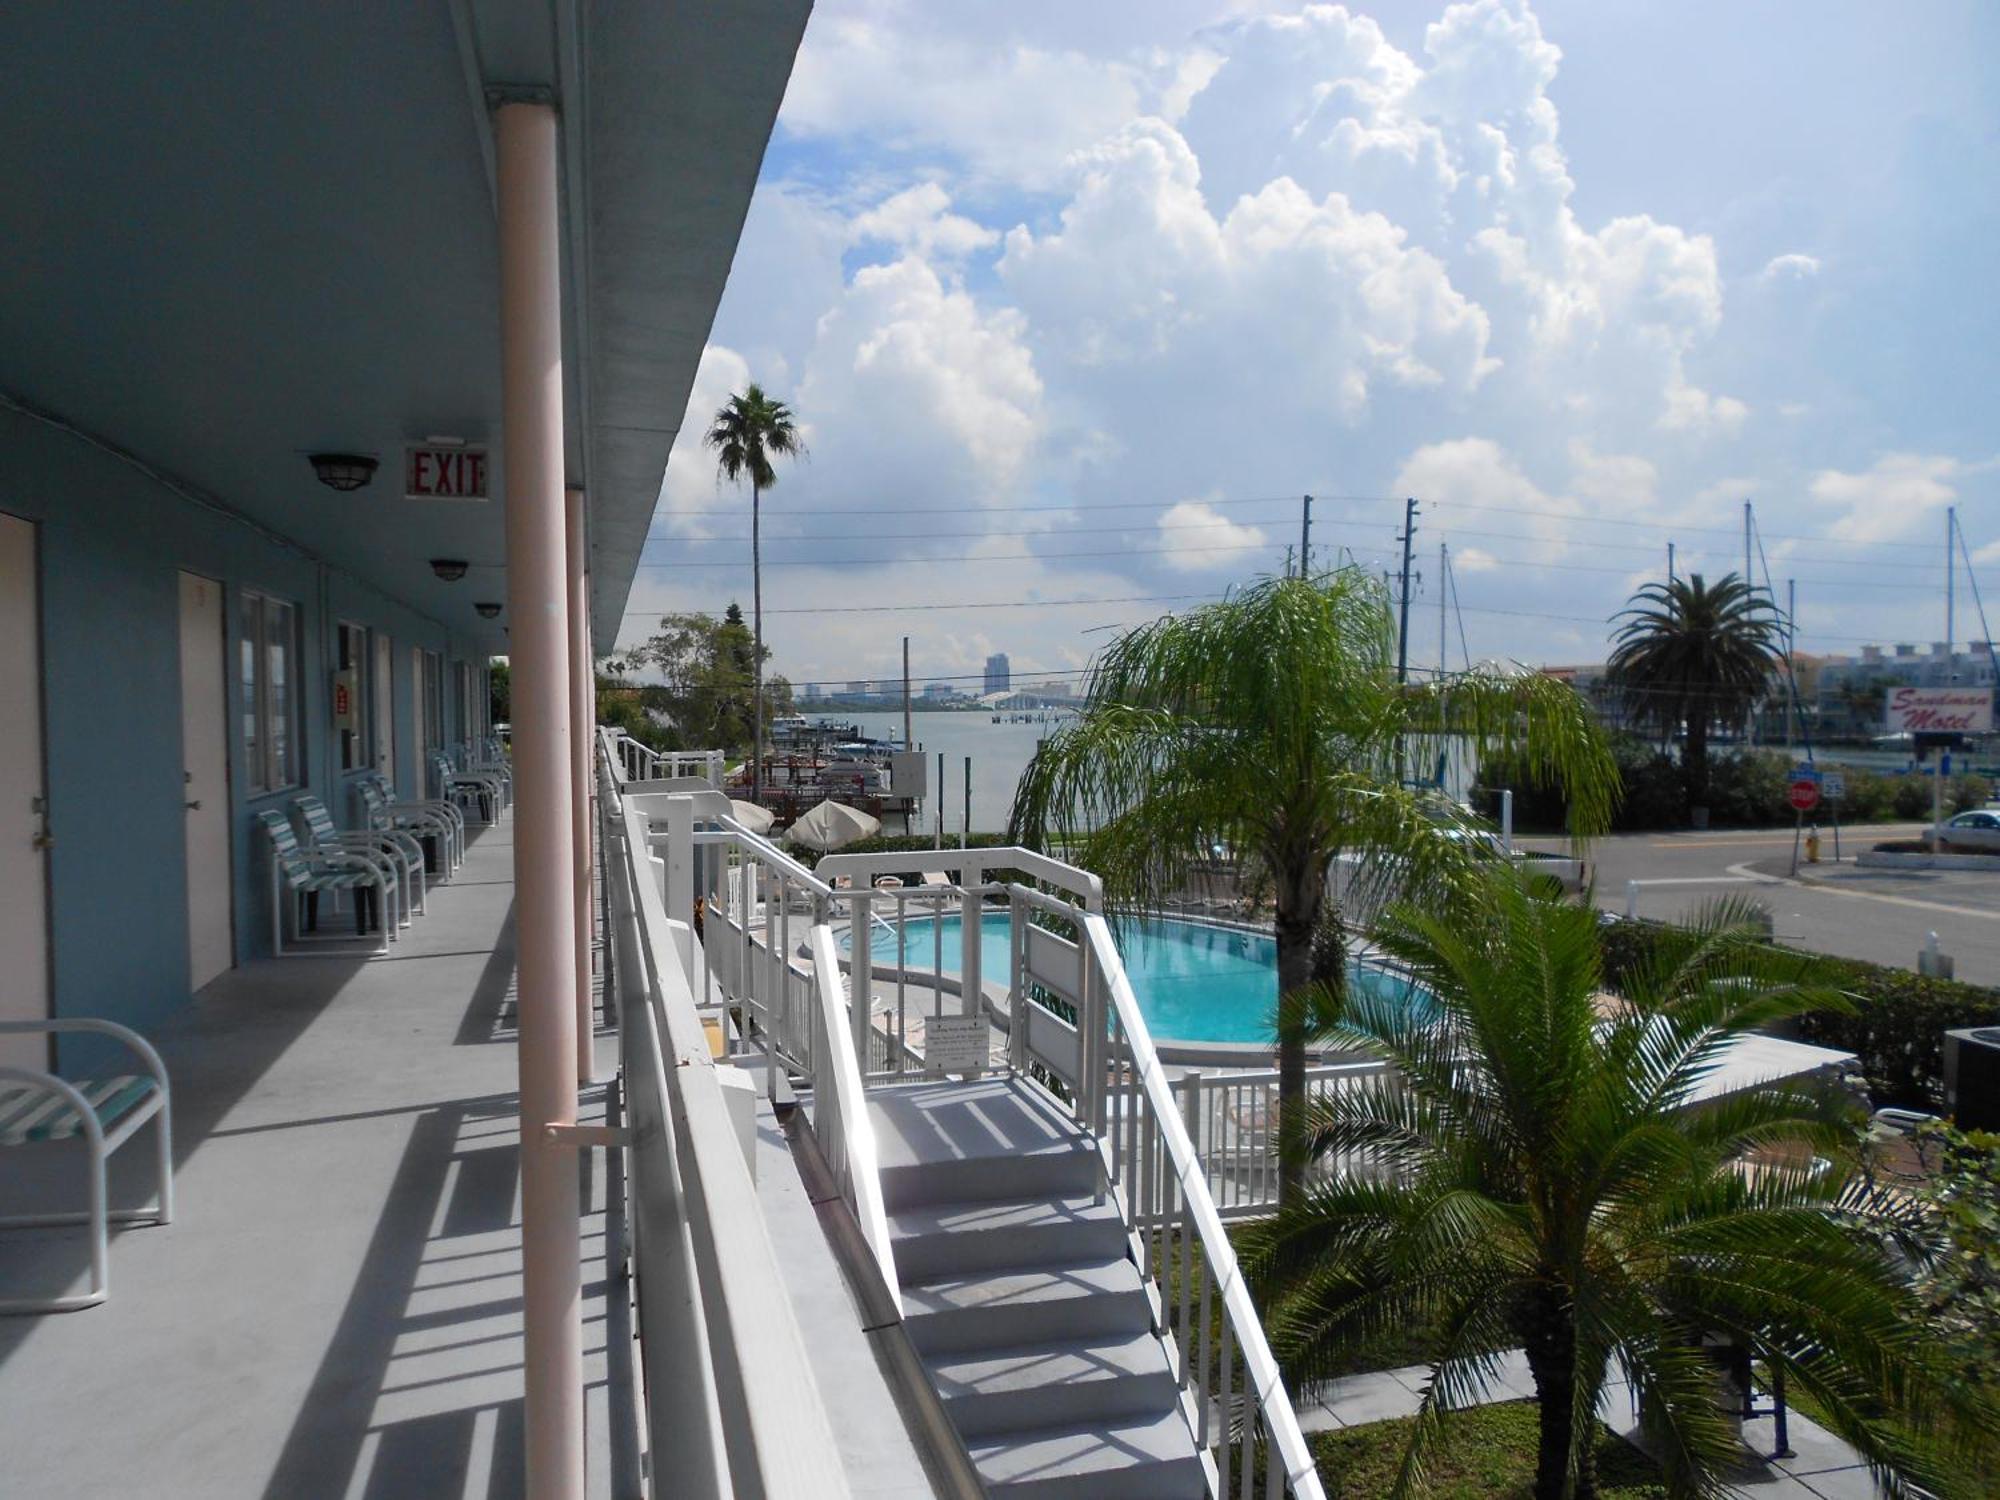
[
  {"left": 926, "top": 1330, "right": 1182, "bottom": 1441},
  {"left": 869, "top": 1077, "right": 1101, "bottom": 1212},
  {"left": 964, "top": 1409, "right": 1208, "bottom": 1500},
  {"left": 901, "top": 1256, "right": 1154, "bottom": 1357},
  {"left": 889, "top": 1193, "right": 1129, "bottom": 1281}
]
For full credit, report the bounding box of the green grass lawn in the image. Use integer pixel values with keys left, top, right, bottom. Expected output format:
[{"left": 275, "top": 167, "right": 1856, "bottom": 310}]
[{"left": 1312, "top": 1401, "right": 1667, "bottom": 1499}]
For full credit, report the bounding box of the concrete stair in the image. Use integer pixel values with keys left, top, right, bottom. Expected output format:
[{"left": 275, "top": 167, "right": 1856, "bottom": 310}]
[{"left": 870, "top": 1078, "right": 1208, "bottom": 1500}]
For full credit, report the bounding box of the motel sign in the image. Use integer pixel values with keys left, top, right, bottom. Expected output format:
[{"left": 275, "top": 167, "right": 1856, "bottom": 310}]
[{"left": 1884, "top": 686, "right": 1995, "bottom": 735}]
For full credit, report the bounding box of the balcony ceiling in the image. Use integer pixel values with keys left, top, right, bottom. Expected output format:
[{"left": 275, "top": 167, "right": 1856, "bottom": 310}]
[{"left": 0, "top": 0, "right": 807, "bottom": 653}]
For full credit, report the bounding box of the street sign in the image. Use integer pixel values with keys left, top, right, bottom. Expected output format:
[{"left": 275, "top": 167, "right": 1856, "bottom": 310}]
[
  {"left": 1819, "top": 771, "right": 1845, "bottom": 801},
  {"left": 1788, "top": 778, "right": 1821, "bottom": 812},
  {"left": 925, "top": 1015, "right": 990, "bottom": 1074}
]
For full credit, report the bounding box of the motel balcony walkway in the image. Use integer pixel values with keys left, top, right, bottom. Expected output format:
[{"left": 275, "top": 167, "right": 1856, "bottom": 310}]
[{"left": 0, "top": 814, "right": 633, "bottom": 1500}]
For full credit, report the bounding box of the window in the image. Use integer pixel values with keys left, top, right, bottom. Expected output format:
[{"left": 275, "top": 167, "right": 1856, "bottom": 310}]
[
  {"left": 240, "top": 591, "right": 300, "bottom": 794},
  {"left": 335, "top": 622, "right": 370, "bottom": 772},
  {"left": 417, "top": 648, "right": 444, "bottom": 755}
]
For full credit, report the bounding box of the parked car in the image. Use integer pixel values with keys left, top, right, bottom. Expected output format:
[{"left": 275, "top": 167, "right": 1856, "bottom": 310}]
[{"left": 1929, "top": 810, "right": 2000, "bottom": 853}]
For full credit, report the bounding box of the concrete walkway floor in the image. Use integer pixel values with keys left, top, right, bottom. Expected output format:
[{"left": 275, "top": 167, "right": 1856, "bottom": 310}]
[
  {"left": 0, "top": 814, "right": 633, "bottom": 1500},
  {"left": 1299, "top": 1351, "right": 1886, "bottom": 1498}
]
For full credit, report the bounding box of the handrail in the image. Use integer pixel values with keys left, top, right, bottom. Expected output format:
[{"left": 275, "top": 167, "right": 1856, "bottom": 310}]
[
  {"left": 807, "top": 925, "right": 900, "bottom": 1314},
  {"left": 1075, "top": 908, "right": 1327, "bottom": 1500},
  {"left": 602, "top": 752, "right": 854, "bottom": 1500}
]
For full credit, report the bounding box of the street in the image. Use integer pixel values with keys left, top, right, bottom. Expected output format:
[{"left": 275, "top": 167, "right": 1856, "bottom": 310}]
[{"left": 1520, "top": 824, "right": 2000, "bottom": 988}]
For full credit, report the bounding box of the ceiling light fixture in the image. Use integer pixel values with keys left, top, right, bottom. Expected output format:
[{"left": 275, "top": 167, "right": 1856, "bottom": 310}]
[
  {"left": 308, "top": 453, "right": 378, "bottom": 491},
  {"left": 474, "top": 601, "right": 502, "bottom": 619},
  {"left": 429, "top": 558, "right": 469, "bottom": 582}
]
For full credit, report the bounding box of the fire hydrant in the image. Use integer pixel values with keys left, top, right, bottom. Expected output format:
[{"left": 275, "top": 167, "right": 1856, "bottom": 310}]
[{"left": 1805, "top": 825, "right": 1822, "bottom": 864}]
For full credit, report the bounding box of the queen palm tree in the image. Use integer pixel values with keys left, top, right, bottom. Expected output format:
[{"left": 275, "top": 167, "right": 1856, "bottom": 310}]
[
  {"left": 1009, "top": 570, "right": 1618, "bottom": 1202},
  {"left": 1245, "top": 881, "right": 1995, "bottom": 1500},
  {"left": 1608, "top": 573, "right": 1783, "bottom": 823},
  {"left": 705, "top": 384, "right": 803, "bottom": 798}
]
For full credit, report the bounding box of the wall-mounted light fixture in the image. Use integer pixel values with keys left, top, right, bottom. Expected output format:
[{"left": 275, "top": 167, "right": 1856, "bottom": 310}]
[
  {"left": 474, "top": 601, "right": 502, "bottom": 619},
  {"left": 309, "top": 453, "right": 378, "bottom": 491},
  {"left": 429, "top": 558, "right": 469, "bottom": 582}
]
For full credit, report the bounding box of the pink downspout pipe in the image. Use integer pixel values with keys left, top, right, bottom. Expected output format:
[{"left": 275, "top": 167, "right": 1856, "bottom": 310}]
[
  {"left": 566, "top": 486, "right": 594, "bottom": 1084},
  {"left": 496, "top": 101, "right": 584, "bottom": 1500}
]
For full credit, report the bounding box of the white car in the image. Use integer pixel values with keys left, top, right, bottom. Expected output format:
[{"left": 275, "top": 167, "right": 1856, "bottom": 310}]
[{"left": 1930, "top": 810, "right": 2000, "bottom": 852}]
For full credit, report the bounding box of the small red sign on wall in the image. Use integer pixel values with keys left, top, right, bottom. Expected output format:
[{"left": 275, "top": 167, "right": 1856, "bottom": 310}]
[{"left": 405, "top": 445, "right": 488, "bottom": 501}]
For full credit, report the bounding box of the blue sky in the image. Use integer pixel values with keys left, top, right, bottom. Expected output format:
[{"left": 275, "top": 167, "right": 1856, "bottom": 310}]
[{"left": 624, "top": 0, "right": 1999, "bottom": 695}]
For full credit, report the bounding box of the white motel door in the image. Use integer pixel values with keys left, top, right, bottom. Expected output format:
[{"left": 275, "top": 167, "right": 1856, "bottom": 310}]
[
  {"left": 178, "top": 572, "right": 234, "bottom": 992},
  {"left": 0, "top": 513, "right": 51, "bottom": 1069},
  {"left": 374, "top": 632, "right": 396, "bottom": 783}
]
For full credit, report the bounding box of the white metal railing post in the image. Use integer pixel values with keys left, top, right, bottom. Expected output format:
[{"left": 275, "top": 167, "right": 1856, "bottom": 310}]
[
  {"left": 663, "top": 797, "right": 696, "bottom": 991},
  {"left": 849, "top": 889, "right": 874, "bottom": 1064},
  {"left": 959, "top": 863, "right": 983, "bottom": 1019},
  {"left": 1007, "top": 889, "right": 1029, "bottom": 1074}
]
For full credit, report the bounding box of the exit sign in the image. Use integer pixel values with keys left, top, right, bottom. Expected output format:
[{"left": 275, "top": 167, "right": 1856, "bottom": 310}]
[{"left": 404, "top": 445, "right": 488, "bottom": 501}]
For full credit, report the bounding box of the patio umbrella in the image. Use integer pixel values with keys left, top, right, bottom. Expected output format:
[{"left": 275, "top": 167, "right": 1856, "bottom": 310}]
[
  {"left": 785, "top": 798, "right": 881, "bottom": 853},
  {"left": 728, "top": 799, "right": 775, "bottom": 836}
]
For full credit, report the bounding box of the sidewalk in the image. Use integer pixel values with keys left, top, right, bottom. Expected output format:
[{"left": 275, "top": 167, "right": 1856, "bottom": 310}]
[{"left": 1298, "top": 1351, "right": 1884, "bottom": 1498}]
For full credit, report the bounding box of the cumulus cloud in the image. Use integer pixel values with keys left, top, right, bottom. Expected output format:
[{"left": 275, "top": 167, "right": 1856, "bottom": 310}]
[
  {"left": 1454, "top": 545, "right": 1498, "bottom": 573},
  {"left": 1762, "top": 252, "right": 1822, "bottom": 280},
  {"left": 852, "top": 183, "right": 999, "bottom": 260},
  {"left": 1394, "top": 436, "right": 1581, "bottom": 551},
  {"left": 1155, "top": 499, "right": 1271, "bottom": 571},
  {"left": 1808, "top": 454, "right": 1978, "bottom": 544},
  {"left": 1000, "top": 118, "right": 1496, "bottom": 416}
]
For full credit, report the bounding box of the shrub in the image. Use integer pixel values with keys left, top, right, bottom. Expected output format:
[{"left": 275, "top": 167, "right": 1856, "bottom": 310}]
[{"left": 1597, "top": 917, "right": 2000, "bottom": 1110}]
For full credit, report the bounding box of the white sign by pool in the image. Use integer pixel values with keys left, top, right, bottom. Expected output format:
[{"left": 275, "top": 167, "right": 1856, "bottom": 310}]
[
  {"left": 1884, "top": 686, "right": 1994, "bottom": 734},
  {"left": 925, "top": 1015, "right": 991, "bottom": 1074}
]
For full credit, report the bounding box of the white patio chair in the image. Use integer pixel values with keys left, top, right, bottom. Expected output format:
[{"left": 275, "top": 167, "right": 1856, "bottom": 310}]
[
  {"left": 258, "top": 809, "right": 396, "bottom": 955},
  {"left": 0, "top": 1018, "right": 172, "bottom": 1313},
  {"left": 358, "top": 775, "right": 464, "bottom": 874},
  {"left": 433, "top": 754, "right": 500, "bottom": 824},
  {"left": 294, "top": 794, "right": 425, "bottom": 921}
]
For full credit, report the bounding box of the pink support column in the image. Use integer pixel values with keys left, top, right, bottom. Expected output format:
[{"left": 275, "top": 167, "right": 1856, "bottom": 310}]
[
  {"left": 495, "top": 101, "right": 584, "bottom": 1500},
  {"left": 566, "top": 485, "right": 594, "bottom": 1084}
]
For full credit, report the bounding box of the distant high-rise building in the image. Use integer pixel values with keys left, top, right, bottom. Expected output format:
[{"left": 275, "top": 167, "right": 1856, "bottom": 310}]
[
  {"left": 984, "top": 653, "right": 1011, "bottom": 696},
  {"left": 844, "top": 680, "right": 869, "bottom": 697}
]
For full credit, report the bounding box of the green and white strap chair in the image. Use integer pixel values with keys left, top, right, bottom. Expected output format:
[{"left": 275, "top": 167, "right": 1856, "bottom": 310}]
[
  {"left": 294, "top": 794, "right": 425, "bottom": 921},
  {"left": 258, "top": 808, "right": 396, "bottom": 956},
  {"left": 357, "top": 775, "right": 464, "bottom": 875},
  {"left": 0, "top": 1018, "right": 172, "bottom": 1313}
]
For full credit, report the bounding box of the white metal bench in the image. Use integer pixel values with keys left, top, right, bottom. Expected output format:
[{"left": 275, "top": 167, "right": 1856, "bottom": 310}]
[{"left": 0, "top": 1019, "right": 172, "bottom": 1313}]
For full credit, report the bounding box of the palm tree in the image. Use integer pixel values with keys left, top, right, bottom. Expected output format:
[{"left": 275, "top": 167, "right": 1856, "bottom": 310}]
[
  {"left": 1608, "top": 573, "right": 1783, "bottom": 823},
  {"left": 1244, "top": 881, "right": 1995, "bottom": 1500},
  {"left": 1008, "top": 570, "right": 1618, "bottom": 1202},
  {"left": 704, "top": 384, "right": 803, "bottom": 798}
]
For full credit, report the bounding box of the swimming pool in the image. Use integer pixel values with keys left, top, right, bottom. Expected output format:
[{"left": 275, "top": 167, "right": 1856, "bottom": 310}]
[{"left": 850, "top": 911, "right": 1418, "bottom": 1046}]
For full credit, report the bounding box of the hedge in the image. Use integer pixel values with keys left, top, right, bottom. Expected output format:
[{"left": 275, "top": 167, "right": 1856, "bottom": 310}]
[
  {"left": 1597, "top": 917, "right": 2000, "bottom": 1110},
  {"left": 1478, "top": 737, "right": 1991, "bottom": 834}
]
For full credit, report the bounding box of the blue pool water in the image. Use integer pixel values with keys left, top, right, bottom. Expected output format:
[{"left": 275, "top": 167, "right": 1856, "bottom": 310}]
[{"left": 853, "top": 912, "right": 1417, "bottom": 1046}]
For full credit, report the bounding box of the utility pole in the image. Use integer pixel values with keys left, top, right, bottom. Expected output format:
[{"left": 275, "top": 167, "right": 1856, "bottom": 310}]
[
  {"left": 1300, "top": 495, "right": 1313, "bottom": 579},
  {"left": 1395, "top": 498, "right": 1419, "bottom": 683},
  {"left": 1668, "top": 540, "right": 1676, "bottom": 584},
  {"left": 1786, "top": 578, "right": 1796, "bottom": 745},
  {"left": 1743, "top": 500, "right": 1753, "bottom": 584},
  {"left": 1285, "top": 544, "right": 1295, "bottom": 578},
  {"left": 901, "top": 635, "right": 912, "bottom": 751}
]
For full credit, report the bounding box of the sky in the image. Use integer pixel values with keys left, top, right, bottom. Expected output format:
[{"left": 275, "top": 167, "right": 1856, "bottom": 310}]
[{"left": 620, "top": 0, "right": 2000, "bottom": 695}]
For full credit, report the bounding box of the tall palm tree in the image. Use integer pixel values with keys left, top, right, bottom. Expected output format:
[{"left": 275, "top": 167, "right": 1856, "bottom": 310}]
[
  {"left": 705, "top": 384, "right": 803, "bottom": 798},
  {"left": 1244, "top": 881, "right": 1995, "bottom": 1500},
  {"left": 1608, "top": 573, "right": 1783, "bottom": 822},
  {"left": 1009, "top": 570, "right": 1618, "bottom": 1201}
]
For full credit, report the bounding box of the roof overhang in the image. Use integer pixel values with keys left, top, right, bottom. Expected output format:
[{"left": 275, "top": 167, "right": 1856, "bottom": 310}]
[{"left": 0, "top": 1, "right": 808, "bottom": 654}]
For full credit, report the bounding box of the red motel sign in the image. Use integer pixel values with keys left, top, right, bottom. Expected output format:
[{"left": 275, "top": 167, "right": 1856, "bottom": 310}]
[{"left": 405, "top": 445, "right": 488, "bottom": 501}]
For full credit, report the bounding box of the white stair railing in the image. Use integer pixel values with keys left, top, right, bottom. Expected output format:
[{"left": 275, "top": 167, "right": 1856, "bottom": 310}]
[{"left": 806, "top": 925, "right": 899, "bottom": 1312}]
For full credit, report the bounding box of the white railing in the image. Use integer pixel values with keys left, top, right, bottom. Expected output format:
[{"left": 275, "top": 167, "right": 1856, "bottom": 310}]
[
  {"left": 599, "top": 752, "right": 852, "bottom": 1500},
  {"left": 806, "top": 926, "right": 899, "bottom": 1312},
  {"left": 1007, "top": 885, "right": 1328, "bottom": 1500},
  {"left": 1171, "top": 1063, "right": 1397, "bottom": 1219},
  {"left": 636, "top": 783, "right": 1324, "bottom": 1498},
  {"left": 607, "top": 728, "right": 725, "bottom": 788}
]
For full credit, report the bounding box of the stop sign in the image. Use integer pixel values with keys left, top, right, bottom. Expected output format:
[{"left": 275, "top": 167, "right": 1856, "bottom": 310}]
[{"left": 1789, "top": 778, "right": 1821, "bottom": 811}]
